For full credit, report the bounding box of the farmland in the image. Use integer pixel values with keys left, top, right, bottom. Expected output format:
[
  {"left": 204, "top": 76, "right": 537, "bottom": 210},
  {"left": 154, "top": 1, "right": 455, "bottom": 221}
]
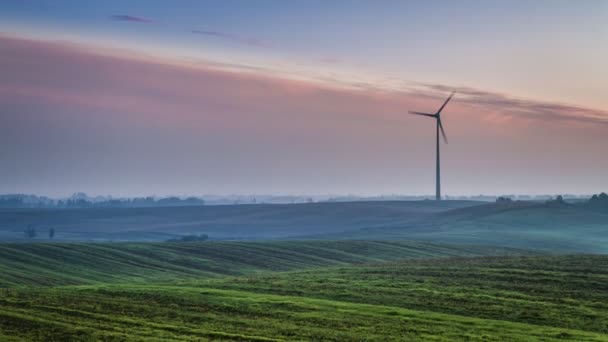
[
  {"left": 0, "top": 240, "right": 528, "bottom": 287},
  {"left": 1, "top": 252, "right": 608, "bottom": 341},
  {"left": 319, "top": 200, "right": 608, "bottom": 253},
  {"left": 0, "top": 200, "right": 479, "bottom": 241},
  {"left": 1, "top": 202, "right": 607, "bottom": 340},
  {"left": 2, "top": 199, "right": 607, "bottom": 253}
]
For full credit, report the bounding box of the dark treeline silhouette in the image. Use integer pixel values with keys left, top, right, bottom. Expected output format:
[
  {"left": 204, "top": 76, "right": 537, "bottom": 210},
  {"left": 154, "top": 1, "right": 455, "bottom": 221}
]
[
  {"left": 0, "top": 194, "right": 205, "bottom": 209},
  {"left": 587, "top": 192, "right": 608, "bottom": 211},
  {"left": 494, "top": 193, "right": 605, "bottom": 210},
  {"left": 590, "top": 192, "right": 608, "bottom": 203},
  {"left": 2, "top": 193, "right": 606, "bottom": 210}
]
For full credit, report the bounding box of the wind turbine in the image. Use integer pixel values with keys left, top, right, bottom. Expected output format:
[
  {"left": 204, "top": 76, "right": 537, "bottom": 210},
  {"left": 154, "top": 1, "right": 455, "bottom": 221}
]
[{"left": 408, "top": 91, "right": 455, "bottom": 201}]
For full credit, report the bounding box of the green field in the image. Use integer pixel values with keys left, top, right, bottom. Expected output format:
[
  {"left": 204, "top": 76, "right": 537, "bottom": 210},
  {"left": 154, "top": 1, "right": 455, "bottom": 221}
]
[
  {"left": 2, "top": 252, "right": 608, "bottom": 341},
  {"left": 0, "top": 240, "right": 528, "bottom": 287},
  {"left": 1, "top": 241, "right": 608, "bottom": 341}
]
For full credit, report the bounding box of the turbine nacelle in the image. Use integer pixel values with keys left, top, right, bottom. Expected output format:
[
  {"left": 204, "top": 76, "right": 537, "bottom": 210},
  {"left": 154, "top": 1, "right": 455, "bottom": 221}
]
[
  {"left": 407, "top": 91, "right": 455, "bottom": 201},
  {"left": 408, "top": 91, "right": 454, "bottom": 144}
]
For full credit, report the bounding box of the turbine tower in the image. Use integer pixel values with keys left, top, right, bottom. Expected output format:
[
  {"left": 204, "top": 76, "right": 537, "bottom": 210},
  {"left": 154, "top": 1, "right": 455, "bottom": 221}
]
[{"left": 408, "top": 91, "right": 455, "bottom": 201}]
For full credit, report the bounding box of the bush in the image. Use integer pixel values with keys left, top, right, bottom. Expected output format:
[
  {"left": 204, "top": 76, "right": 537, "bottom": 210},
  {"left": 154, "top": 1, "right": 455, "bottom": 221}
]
[
  {"left": 589, "top": 193, "right": 608, "bottom": 204},
  {"left": 546, "top": 195, "right": 567, "bottom": 205},
  {"left": 24, "top": 225, "right": 36, "bottom": 239},
  {"left": 587, "top": 193, "right": 608, "bottom": 211}
]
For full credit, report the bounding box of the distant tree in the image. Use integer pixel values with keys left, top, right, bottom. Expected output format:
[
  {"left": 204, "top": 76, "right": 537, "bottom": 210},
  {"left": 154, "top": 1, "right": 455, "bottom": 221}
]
[
  {"left": 546, "top": 195, "right": 567, "bottom": 206},
  {"left": 496, "top": 197, "right": 512, "bottom": 203},
  {"left": 587, "top": 193, "right": 608, "bottom": 212},
  {"left": 49, "top": 227, "right": 55, "bottom": 240},
  {"left": 24, "top": 225, "right": 36, "bottom": 239},
  {"left": 589, "top": 193, "right": 608, "bottom": 204},
  {"left": 0, "top": 196, "right": 24, "bottom": 208}
]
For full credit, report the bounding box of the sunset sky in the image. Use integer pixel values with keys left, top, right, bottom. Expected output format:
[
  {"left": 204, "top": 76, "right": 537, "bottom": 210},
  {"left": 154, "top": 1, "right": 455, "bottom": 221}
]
[{"left": 1, "top": 0, "right": 607, "bottom": 197}]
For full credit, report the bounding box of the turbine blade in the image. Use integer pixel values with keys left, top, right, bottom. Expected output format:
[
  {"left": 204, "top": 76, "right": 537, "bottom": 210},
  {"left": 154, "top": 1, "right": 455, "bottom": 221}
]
[
  {"left": 436, "top": 91, "right": 455, "bottom": 115},
  {"left": 438, "top": 119, "right": 448, "bottom": 144},
  {"left": 408, "top": 111, "right": 436, "bottom": 118}
]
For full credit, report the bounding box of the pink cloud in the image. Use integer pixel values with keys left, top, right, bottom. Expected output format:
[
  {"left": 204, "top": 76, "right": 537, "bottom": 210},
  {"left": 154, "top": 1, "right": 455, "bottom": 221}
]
[
  {"left": 110, "top": 15, "right": 155, "bottom": 24},
  {"left": 1, "top": 34, "right": 607, "bottom": 195},
  {"left": 1, "top": 34, "right": 606, "bottom": 129},
  {"left": 192, "top": 30, "right": 268, "bottom": 48}
]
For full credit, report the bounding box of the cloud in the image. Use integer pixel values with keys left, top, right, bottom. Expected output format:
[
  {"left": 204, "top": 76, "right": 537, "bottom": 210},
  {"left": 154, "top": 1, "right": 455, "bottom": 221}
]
[
  {"left": 1, "top": 34, "right": 607, "bottom": 196},
  {"left": 110, "top": 15, "right": 154, "bottom": 24},
  {"left": 192, "top": 30, "right": 267, "bottom": 47},
  {"left": 410, "top": 83, "right": 608, "bottom": 126},
  {"left": 1, "top": 33, "right": 605, "bottom": 129}
]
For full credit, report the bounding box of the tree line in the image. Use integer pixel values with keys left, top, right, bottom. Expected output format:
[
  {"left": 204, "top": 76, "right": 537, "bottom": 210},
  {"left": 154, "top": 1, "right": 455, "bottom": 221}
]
[{"left": 0, "top": 194, "right": 205, "bottom": 209}]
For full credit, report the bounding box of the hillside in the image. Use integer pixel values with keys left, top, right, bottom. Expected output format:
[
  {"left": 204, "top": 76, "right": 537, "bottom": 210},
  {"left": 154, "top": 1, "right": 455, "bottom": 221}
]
[
  {"left": 204, "top": 254, "right": 608, "bottom": 333},
  {"left": 3, "top": 199, "right": 607, "bottom": 252},
  {"left": 321, "top": 201, "right": 608, "bottom": 253},
  {"left": 0, "top": 200, "right": 479, "bottom": 242},
  {"left": 0, "top": 240, "right": 529, "bottom": 287},
  {"left": 1, "top": 254, "right": 607, "bottom": 341}
]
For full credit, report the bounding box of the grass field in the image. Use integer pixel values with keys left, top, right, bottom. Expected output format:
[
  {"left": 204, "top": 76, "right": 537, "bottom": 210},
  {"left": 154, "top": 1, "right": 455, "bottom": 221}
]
[
  {"left": 0, "top": 200, "right": 479, "bottom": 241},
  {"left": 3, "top": 200, "right": 607, "bottom": 254},
  {"left": 0, "top": 240, "right": 529, "bottom": 287},
  {"left": 1, "top": 201, "right": 607, "bottom": 340},
  {"left": 1, "top": 253, "right": 608, "bottom": 341},
  {"left": 320, "top": 201, "right": 608, "bottom": 253},
  {"left": 203, "top": 255, "right": 608, "bottom": 334}
]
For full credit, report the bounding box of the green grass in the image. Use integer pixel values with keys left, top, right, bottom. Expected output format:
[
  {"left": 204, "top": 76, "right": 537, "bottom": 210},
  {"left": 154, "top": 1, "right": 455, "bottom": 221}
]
[
  {"left": 199, "top": 255, "right": 608, "bottom": 334},
  {"left": 2, "top": 285, "right": 607, "bottom": 341},
  {"left": 1, "top": 254, "right": 608, "bottom": 341},
  {"left": 0, "top": 240, "right": 530, "bottom": 287}
]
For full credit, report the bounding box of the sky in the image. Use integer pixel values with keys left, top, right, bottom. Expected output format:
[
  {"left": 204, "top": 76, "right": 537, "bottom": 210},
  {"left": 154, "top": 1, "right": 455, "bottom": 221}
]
[{"left": 1, "top": 0, "right": 607, "bottom": 197}]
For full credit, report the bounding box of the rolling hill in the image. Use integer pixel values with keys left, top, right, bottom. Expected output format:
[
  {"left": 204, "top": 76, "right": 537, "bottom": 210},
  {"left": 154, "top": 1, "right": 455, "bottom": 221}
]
[
  {"left": 1, "top": 254, "right": 607, "bottom": 341},
  {"left": 318, "top": 201, "right": 608, "bottom": 253},
  {"left": 0, "top": 240, "right": 530, "bottom": 287},
  {"left": 2, "top": 199, "right": 607, "bottom": 252},
  {"left": 0, "top": 200, "right": 479, "bottom": 241}
]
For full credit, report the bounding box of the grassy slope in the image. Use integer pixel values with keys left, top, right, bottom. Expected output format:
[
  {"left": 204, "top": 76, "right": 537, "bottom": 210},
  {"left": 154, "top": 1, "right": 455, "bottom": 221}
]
[
  {"left": 4, "top": 200, "right": 606, "bottom": 253},
  {"left": 0, "top": 200, "right": 479, "bottom": 241},
  {"left": 1, "top": 255, "right": 608, "bottom": 341},
  {"left": 0, "top": 240, "right": 529, "bottom": 287},
  {"left": 323, "top": 202, "right": 608, "bottom": 252},
  {"left": 202, "top": 255, "right": 608, "bottom": 334}
]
